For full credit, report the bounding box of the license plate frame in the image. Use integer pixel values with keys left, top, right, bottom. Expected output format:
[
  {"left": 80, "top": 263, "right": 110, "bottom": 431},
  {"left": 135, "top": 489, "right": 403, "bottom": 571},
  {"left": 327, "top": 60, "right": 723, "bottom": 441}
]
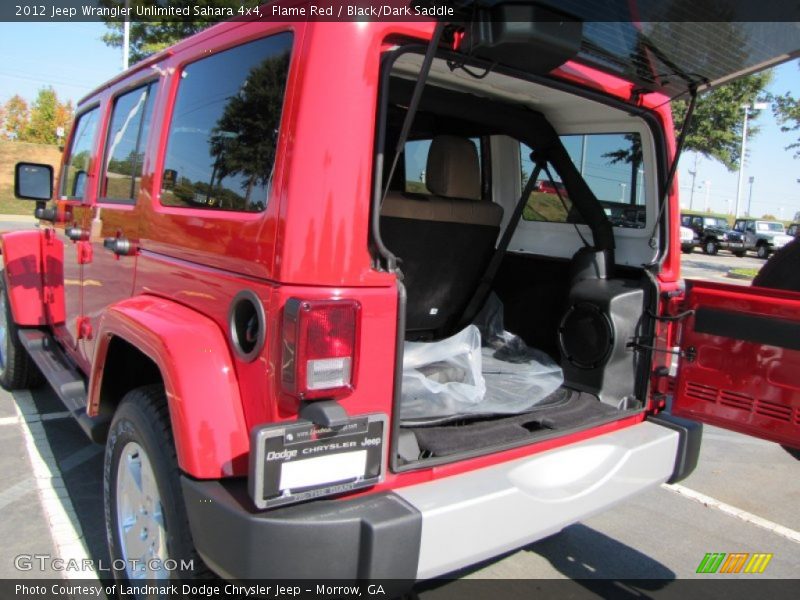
[{"left": 249, "top": 414, "right": 386, "bottom": 509}]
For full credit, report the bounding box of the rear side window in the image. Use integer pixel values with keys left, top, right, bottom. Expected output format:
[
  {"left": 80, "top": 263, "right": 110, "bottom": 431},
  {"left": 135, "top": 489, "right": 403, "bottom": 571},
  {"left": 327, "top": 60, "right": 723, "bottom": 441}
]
[
  {"left": 61, "top": 107, "right": 100, "bottom": 200},
  {"left": 101, "top": 83, "right": 158, "bottom": 203},
  {"left": 161, "top": 32, "right": 293, "bottom": 212},
  {"left": 521, "top": 133, "right": 646, "bottom": 228}
]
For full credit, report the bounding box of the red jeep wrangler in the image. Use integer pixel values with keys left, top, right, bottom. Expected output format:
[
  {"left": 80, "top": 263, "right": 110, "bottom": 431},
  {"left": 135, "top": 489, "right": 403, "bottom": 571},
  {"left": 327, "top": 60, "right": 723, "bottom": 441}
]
[{"left": 4, "top": 5, "right": 799, "bottom": 584}]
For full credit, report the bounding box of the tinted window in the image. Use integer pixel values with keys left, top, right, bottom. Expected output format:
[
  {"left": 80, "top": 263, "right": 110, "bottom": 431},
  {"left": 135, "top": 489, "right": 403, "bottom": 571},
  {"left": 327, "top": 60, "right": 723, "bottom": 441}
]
[
  {"left": 101, "top": 83, "right": 158, "bottom": 203},
  {"left": 521, "top": 133, "right": 646, "bottom": 227},
  {"left": 61, "top": 107, "right": 100, "bottom": 199},
  {"left": 161, "top": 33, "right": 292, "bottom": 212}
]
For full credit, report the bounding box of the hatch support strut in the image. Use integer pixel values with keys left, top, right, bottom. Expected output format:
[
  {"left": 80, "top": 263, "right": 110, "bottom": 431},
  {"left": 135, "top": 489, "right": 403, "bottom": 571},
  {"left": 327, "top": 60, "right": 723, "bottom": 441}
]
[{"left": 648, "top": 86, "right": 699, "bottom": 254}]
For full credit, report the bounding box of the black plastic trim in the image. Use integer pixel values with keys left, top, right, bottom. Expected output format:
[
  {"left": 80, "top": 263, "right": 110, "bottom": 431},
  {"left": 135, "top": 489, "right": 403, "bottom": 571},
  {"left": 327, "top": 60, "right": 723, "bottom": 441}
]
[
  {"left": 181, "top": 477, "right": 421, "bottom": 582},
  {"left": 14, "top": 162, "right": 53, "bottom": 201},
  {"left": 694, "top": 307, "right": 800, "bottom": 352},
  {"left": 647, "top": 413, "right": 702, "bottom": 483},
  {"left": 227, "top": 289, "right": 266, "bottom": 362}
]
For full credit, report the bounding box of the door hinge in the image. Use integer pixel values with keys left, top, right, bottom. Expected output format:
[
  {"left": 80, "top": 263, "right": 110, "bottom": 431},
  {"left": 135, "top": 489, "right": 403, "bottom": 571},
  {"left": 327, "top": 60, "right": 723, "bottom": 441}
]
[
  {"left": 77, "top": 241, "right": 92, "bottom": 264},
  {"left": 628, "top": 338, "right": 696, "bottom": 362},
  {"left": 76, "top": 317, "right": 93, "bottom": 341}
]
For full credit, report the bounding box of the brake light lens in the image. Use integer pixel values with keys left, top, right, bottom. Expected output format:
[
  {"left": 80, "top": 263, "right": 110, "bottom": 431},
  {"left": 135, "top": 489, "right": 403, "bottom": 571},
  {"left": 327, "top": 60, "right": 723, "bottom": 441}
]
[{"left": 281, "top": 298, "right": 360, "bottom": 400}]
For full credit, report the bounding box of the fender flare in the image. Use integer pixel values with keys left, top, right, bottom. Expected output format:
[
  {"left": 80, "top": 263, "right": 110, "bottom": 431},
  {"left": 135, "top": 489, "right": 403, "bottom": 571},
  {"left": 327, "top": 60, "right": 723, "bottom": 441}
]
[
  {"left": 89, "top": 296, "right": 249, "bottom": 478},
  {"left": 0, "top": 230, "right": 47, "bottom": 326}
]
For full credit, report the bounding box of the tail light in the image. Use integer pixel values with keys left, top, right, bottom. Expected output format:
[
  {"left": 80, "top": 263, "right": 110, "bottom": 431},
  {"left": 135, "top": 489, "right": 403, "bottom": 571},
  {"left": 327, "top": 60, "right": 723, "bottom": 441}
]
[{"left": 281, "top": 298, "right": 360, "bottom": 400}]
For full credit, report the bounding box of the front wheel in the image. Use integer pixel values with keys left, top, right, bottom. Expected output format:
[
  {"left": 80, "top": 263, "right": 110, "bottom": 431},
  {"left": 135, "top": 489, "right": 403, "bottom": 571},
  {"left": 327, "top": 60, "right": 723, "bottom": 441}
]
[
  {"left": 681, "top": 245, "right": 694, "bottom": 255},
  {"left": 0, "top": 273, "right": 42, "bottom": 390},
  {"left": 703, "top": 240, "right": 718, "bottom": 255},
  {"left": 756, "top": 244, "right": 770, "bottom": 259},
  {"left": 105, "top": 385, "right": 208, "bottom": 585}
]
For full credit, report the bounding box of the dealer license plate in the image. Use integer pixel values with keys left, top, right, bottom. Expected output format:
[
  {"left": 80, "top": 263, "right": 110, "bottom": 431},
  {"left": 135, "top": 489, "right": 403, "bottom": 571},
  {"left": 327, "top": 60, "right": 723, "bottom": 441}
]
[{"left": 249, "top": 414, "right": 385, "bottom": 509}]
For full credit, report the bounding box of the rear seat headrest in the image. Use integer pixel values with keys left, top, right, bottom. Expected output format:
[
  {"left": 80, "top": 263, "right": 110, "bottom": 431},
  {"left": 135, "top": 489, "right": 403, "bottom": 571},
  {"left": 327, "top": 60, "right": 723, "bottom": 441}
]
[{"left": 426, "top": 135, "right": 481, "bottom": 200}]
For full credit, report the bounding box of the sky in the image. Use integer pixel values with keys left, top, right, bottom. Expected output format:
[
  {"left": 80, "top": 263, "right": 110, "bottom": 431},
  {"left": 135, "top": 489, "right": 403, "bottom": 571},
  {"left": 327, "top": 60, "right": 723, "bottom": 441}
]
[{"left": 0, "top": 21, "right": 798, "bottom": 220}]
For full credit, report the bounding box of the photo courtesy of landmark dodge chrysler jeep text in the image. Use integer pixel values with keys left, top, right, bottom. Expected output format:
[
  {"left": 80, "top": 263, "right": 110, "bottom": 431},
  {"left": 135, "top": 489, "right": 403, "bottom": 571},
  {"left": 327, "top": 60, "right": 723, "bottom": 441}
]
[{"left": 4, "top": 1, "right": 800, "bottom": 587}]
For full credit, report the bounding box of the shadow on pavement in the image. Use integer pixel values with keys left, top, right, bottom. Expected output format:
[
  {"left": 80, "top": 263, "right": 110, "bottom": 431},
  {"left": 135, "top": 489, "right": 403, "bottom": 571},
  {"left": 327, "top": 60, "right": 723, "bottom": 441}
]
[
  {"left": 18, "top": 386, "right": 109, "bottom": 569},
  {"left": 416, "top": 524, "right": 674, "bottom": 599}
]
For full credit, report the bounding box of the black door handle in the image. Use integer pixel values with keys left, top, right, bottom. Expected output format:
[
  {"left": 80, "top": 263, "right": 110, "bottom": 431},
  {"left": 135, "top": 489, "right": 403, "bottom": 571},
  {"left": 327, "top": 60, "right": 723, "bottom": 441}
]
[
  {"left": 103, "top": 236, "right": 135, "bottom": 256},
  {"left": 65, "top": 226, "right": 88, "bottom": 241},
  {"left": 35, "top": 206, "right": 57, "bottom": 222}
]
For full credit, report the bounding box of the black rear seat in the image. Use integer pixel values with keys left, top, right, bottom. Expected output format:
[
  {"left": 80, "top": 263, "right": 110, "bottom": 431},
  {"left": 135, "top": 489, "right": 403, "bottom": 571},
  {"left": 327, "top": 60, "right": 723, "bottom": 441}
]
[{"left": 380, "top": 135, "right": 504, "bottom": 338}]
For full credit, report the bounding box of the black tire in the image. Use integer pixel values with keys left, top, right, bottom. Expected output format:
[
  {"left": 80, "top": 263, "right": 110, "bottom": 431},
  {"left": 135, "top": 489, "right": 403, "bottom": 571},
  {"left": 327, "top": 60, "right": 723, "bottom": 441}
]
[
  {"left": 104, "top": 385, "right": 210, "bottom": 586},
  {"left": 0, "top": 273, "right": 43, "bottom": 390},
  {"left": 681, "top": 245, "right": 694, "bottom": 255},
  {"left": 782, "top": 445, "right": 800, "bottom": 460},
  {"left": 732, "top": 250, "right": 746, "bottom": 258},
  {"left": 752, "top": 239, "right": 800, "bottom": 461},
  {"left": 756, "top": 243, "right": 770, "bottom": 260},
  {"left": 752, "top": 239, "right": 800, "bottom": 292},
  {"left": 703, "top": 239, "right": 718, "bottom": 255}
]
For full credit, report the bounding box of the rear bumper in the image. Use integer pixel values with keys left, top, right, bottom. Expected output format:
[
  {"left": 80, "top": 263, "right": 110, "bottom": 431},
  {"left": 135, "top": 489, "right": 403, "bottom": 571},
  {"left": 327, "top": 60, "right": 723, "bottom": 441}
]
[
  {"left": 719, "top": 240, "right": 744, "bottom": 250},
  {"left": 183, "top": 420, "right": 690, "bottom": 581}
]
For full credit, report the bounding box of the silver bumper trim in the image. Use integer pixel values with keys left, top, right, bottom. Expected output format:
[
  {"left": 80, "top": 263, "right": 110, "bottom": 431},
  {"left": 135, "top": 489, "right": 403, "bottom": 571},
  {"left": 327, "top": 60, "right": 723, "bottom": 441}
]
[{"left": 394, "top": 421, "right": 679, "bottom": 579}]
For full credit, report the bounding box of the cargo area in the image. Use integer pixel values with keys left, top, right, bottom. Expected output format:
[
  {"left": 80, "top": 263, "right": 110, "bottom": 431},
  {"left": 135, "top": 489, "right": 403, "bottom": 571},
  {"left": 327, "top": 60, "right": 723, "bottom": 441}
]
[{"left": 376, "top": 54, "right": 660, "bottom": 468}]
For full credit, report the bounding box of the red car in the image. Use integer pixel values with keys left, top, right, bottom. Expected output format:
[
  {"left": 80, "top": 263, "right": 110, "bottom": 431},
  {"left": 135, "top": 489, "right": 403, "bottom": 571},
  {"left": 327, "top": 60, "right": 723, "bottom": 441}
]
[
  {"left": 4, "top": 5, "right": 799, "bottom": 585},
  {"left": 534, "top": 179, "right": 569, "bottom": 197}
]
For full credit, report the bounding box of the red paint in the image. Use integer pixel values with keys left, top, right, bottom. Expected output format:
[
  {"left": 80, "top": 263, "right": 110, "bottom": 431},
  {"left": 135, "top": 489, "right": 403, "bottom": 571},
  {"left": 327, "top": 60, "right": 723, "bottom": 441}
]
[
  {"left": 2, "top": 15, "right": 791, "bottom": 498},
  {"left": 673, "top": 281, "right": 800, "bottom": 448},
  {"left": 88, "top": 296, "right": 249, "bottom": 478},
  {"left": 0, "top": 231, "right": 46, "bottom": 326}
]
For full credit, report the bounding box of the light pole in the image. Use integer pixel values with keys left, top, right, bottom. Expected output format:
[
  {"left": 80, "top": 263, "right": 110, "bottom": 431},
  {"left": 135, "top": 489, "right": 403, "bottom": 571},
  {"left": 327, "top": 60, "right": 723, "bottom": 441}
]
[
  {"left": 734, "top": 102, "right": 769, "bottom": 219},
  {"left": 703, "top": 180, "right": 711, "bottom": 212},
  {"left": 688, "top": 153, "right": 699, "bottom": 210},
  {"left": 122, "top": 0, "right": 130, "bottom": 70},
  {"left": 747, "top": 176, "right": 754, "bottom": 217}
]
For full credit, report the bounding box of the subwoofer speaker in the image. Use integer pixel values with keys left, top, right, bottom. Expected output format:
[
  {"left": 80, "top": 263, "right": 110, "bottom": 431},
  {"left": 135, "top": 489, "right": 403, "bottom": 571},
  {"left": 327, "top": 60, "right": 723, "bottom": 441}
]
[
  {"left": 559, "top": 302, "right": 614, "bottom": 369},
  {"left": 558, "top": 279, "right": 644, "bottom": 405}
]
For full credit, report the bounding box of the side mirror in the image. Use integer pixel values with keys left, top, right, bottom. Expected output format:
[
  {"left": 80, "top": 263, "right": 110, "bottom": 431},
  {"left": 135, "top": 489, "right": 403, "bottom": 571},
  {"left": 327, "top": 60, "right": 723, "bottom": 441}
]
[{"left": 15, "top": 162, "right": 53, "bottom": 201}]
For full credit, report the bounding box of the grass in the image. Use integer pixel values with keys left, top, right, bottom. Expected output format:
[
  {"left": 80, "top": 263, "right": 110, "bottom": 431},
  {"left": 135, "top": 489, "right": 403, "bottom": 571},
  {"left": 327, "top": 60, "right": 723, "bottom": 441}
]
[
  {"left": 0, "top": 140, "right": 61, "bottom": 215},
  {"left": 728, "top": 267, "right": 759, "bottom": 279},
  {"left": 523, "top": 192, "right": 571, "bottom": 222}
]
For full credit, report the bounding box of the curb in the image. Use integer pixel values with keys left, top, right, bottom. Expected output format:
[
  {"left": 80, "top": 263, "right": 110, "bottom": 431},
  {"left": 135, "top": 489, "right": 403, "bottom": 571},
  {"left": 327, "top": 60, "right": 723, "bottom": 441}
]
[{"left": 0, "top": 214, "right": 37, "bottom": 223}]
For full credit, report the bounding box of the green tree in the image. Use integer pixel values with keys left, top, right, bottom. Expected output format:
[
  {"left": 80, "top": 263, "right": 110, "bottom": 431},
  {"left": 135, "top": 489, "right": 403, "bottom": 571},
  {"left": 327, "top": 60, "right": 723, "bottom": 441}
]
[
  {"left": 24, "top": 87, "right": 73, "bottom": 144},
  {"left": 207, "top": 53, "right": 290, "bottom": 210},
  {"left": 603, "top": 134, "right": 642, "bottom": 204},
  {"left": 771, "top": 91, "right": 799, "bottom": 159},
  {"left": 2, "top": 95, "right": 29, "bottom": 140},
  {"left": 671, "top": 72, "right": 773, "bottom": 171},
  {"left": 100, "top": 0, "right": 260, "bottom": 64}
]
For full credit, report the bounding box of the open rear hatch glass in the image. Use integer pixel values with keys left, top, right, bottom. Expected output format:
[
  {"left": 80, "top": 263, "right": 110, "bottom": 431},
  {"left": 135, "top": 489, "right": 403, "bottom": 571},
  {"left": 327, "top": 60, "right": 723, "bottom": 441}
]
[{"left": 434, "top": 0, "right": 800, "bottom": 99}]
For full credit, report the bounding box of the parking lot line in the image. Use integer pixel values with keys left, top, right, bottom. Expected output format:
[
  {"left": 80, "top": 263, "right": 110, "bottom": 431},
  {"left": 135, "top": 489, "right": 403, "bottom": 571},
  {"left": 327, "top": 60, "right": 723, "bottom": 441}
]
[
  {"left": 12, "top": 390, "right": 96, "bottom": 580},
  {"left": 0, "top": 477, "right": 36, "bottom": 511},
  {"left": 60, "top": 444, "right": 103, "bottom": 473},
  {"left": 663, "top": 482, "right": 800, "bottom": 544}
]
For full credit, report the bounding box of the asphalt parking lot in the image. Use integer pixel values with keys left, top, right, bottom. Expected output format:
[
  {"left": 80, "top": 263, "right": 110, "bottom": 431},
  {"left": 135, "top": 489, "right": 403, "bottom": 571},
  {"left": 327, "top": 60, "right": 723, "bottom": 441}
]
[{"left": 0, "top": 218, "right": 797, "bottom": 592}]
